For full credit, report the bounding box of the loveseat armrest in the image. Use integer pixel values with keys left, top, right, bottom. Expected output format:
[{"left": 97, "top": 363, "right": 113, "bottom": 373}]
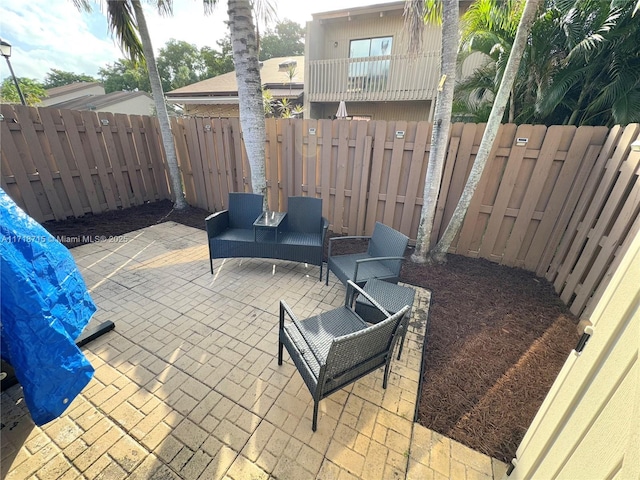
[{"left": 205, "top": 210, "right": 230, "bottom": 239}]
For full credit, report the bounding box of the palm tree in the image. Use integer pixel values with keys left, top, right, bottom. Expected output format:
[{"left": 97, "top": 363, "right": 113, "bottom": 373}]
[
  {"left": 404, "top": 0, "right": 460, "bottom": 263},
  {"left": 83, "top": 0, "right": 187, "bottom": 209},
  {"left": 227, "top": 0, "right": 268, "bottom": 207},
  {"left": 431, "top": 0, "right": 543, "bottom": 261}
]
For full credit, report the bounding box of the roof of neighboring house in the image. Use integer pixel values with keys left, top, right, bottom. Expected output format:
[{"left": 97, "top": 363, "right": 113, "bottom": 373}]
[
  {"left": 48, "top": 91, "right": 152, "bottom": 111},
  {"left": 166, "top": 56, "right": 304, "bottom": 102},
  {"left": 44, "top": 82, "right": 103, "bottom": 99}
]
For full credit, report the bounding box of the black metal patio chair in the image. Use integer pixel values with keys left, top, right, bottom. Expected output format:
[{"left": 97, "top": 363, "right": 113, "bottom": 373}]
[
  {"left": 278, "top": 280, "right": 410, "bottom": 431},
  {"left": 326, "top": 221, "right": 409, "bottom": 286}
]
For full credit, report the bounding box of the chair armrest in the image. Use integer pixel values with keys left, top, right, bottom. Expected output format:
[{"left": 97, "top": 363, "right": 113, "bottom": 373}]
[
  {"left": 205, "top": 210, "right": 229, "bottom": 238},
  {"left": 279, "top": 301, "right": 324, "bottom": 366},
  {"left": 353, "top": 255, "right": 406, "bottom": 283},
  {"left": 327, "top": 235, "right": 371, "bottom": 256},
  {"left": 346, "top": 280, "right": 390, "bottom": 318}
]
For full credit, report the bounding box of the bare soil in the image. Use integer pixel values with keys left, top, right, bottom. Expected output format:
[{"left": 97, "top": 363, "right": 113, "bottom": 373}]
[{"left": 42, "top": 200, "right": 580, "bottom": 463}]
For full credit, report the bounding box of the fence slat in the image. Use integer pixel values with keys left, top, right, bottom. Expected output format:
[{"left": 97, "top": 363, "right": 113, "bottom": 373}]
[
  {"left": 38, "top": 108, "right": 85, "bottom": 216},
  {"left": 320, "top": 119, "right": 332, "bottom": 221},
  {"left": 550, "top": 124, "right": 638, "bottom": 287},
  {"left": 455, "top": 123, "right": 511, "bottom": 255},
  {"left": 97, "top": 112, "right": 131, "bottom": 209},
  {"left": 129, "top": 115, "right": 157, "bottom": 203},
  {"left": 171, "top": 117, "right": 197, "bottom": 207},
  {"left": 333, "top": 120, "right": 350, "bottom": 234},
  {"left": 305, "top": 119, "right": 318, "bottom": 198},
  {"left": 142, "top": 115, "right": 170, "bottom": 200},
  {"left": 60, "top": 109, "right": 102, "bottom": 213},
  {"left": 80, "top": 111, "right": 118, "bottom": 211},
  {"left": 478, "top": 124, "right": 535, "bottom": 260},
  {"left": 365, "top": 121, "right": 387, "bottom": 233},
  {"left": 383, "top": 121, "right": 407, "bottom": 228},
  {"left": 347, "top": 121, "right": 371, "bottom": 235},
  {"left": 431, "top": 124, "right": 461, "bottom": 247},
  {"left": 560, "top": 144, "right": 640, "bottom": 304},
  {"left": 400, "top": 122, "right": 430, "bottom": 237},
  {"left": 0, "top": 108, "right": 44, "bottom": 219},
  {"left": 523, "top": 125, "right": 599, "bottom": 271},
  {"left": 114, "top": 113, "right": 145, "bottom": 204},
  {"left": 266, "top": 117, "right": 279, "bottom": 209},
  {"left": 14, "top": 106, "right": 67, "bottom": 219},
  {"left": 502, "top": 125, "right": 565, "bottom": 264}
]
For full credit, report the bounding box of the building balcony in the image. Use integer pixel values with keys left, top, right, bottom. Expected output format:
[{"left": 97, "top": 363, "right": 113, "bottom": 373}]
[{"left": 307, "top": 53, "right": 440, "bottom": 103}]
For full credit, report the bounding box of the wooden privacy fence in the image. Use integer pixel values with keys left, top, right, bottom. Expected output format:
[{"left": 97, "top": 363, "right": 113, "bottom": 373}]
[
  {"left": 2, "top": 103, "right": 638, "bottom": 318},
  {"left": 0, "top": 103, "right": 171, "bottom": 221}
]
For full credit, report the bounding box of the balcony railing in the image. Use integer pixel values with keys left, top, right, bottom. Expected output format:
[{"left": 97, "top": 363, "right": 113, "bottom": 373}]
[{"left": 307, "top": 53, "right": 441, "bottom": 103}]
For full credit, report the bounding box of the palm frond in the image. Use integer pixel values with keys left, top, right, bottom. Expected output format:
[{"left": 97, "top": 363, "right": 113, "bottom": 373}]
[
  {"left": 106, "top": 0, "right": 144, "bottom": 62},
  {"left": 403, "top": 0, "right": 427, "bottom": 52},
  {"left": 203, "top": 0, "right": 219, "bottom": 15},
  {"left": 154, "top": 0, "right": 173, "bottom": 17},
  {"left": 72, "top": 0, "right": 92, "bottom": 13}
]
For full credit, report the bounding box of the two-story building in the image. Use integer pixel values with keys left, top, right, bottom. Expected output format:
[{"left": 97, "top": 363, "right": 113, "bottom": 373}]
[{"left": 304, "top": 1, "right": 478, "bottom": 121}]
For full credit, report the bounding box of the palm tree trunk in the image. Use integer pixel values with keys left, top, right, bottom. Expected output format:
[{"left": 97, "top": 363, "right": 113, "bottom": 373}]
[
  {"left": 132, "top": 0, "right": 187, "bottom": 209},
  {"left": 430, "top": 0, "right": 542, "bottom": 261},
  {"left": 411, "top": 0, "right": 459, "bottom": 263},
  {"left": 228, "top": 0, "right": 268, "bottom": 209}
]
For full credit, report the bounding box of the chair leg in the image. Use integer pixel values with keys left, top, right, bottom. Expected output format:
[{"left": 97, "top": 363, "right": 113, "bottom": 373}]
[
  {"left": 383, "top": 363, "right": 390, "bottom": 389},
  {"left": 278, "top": 340, "right": 283, "bottom": 365},
  {"left": 397, "top": 331, "right": 406, "bottom": 360},
  {"left": 312, "top": 400, "right": 319, "bottom": 431},
  {"left": 325, "top": 265, "right": 330, "bottom": 285},
  {"left": 319, "top": 263, "right": 323, "bottom": 281},
  {"left": 210, "top": 258, "right": 213, "bottom": 274}
]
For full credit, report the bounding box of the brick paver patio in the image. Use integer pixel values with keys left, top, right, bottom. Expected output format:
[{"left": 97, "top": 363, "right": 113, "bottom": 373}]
[{"left": 1, "top": 223, "right": 507, "bottom": 479}]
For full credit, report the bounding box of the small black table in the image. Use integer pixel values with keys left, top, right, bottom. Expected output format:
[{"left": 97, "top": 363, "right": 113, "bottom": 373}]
[
  {"left": 253, "top": 211, "right": 286, "bottom": 242},
  {"left": 354, "top": 278, "right": 415, "bottom": 359}
]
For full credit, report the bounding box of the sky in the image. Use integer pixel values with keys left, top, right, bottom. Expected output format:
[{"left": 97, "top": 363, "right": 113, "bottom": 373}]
[{"left": 0, "top": 0, "right": 378, "bottom": 84}]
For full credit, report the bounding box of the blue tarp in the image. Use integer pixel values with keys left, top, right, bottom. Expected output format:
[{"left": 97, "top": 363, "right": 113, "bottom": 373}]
[{"left": 0, "top": 189, "right": 95, "bottom": 425}]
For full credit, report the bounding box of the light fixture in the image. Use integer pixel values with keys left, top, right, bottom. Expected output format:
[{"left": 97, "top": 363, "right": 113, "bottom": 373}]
[
  {"left": 0, "top": 38, "right": 26, "bottom": 106},
  {"left": 515, "top": 137, "right": 528, "bottom": 147},
  {"left": 100, "top": 119, "right": 109, "bottom": 126},
  {"left": 631, "top": 140, "right": 640, "bottom": 152}
]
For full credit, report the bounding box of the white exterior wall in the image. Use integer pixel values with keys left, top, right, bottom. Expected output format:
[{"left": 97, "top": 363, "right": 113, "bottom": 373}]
[{"left": 506, "top": 230, "right": 640, "bottom": 479}]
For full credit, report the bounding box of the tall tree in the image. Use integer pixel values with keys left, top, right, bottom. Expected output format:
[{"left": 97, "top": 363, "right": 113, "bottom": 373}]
[
  {"left": 431, "top": 0, "right": 543, "bottom": 261},
  {"left": 219, "top": 0, "right": 267, "bottom": 205},
  {"left": 259, "top": 19, "right": 305, "bottom": 60},
  {"left": 157, "top": 39, "right": 205, "bottom": 90},
  {"left": 43, "top": 69, "right": 97, "bottom": 88},
  {"left": 0, "top": 77, "right": 46, "bottom": 105},
  {"left": 200, "top": 36, "right": 235, "bottom": 78},
  {"left": 89, "top": 0, "right": 187, "bottom": 209},
  {"left": 405, "top": 0, "right": 460, "bottom": 263},
  {"left": 98, "top": 58, "right": 151, "bottom": 93}
]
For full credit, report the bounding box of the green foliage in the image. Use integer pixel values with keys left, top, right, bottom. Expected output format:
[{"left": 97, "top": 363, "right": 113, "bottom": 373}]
[
  {"left": 201, "top": 36, "right": 235, "bottom": 79},
  {"left": 157, "top": 39, "right": 205, "bottom": 91},
  {"left": 259, "top": 19, "right": 305, "bottom": 60},
  {"left": 43, "top": 69, "right": 97, "bottom": 88},
  {"left": 455, "top": 0, "right": 640, "bottom": 126},
  {"left": 0, "top": 77, "right": 47, "bottom": 105},
  {"left": 98, "top": 59, "right": 150, "bottom": 93}
]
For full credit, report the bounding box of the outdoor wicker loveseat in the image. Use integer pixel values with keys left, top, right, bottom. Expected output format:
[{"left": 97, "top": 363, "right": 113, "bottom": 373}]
[{"left": 206, "top": 193, "right": 329, "bottom": 279}]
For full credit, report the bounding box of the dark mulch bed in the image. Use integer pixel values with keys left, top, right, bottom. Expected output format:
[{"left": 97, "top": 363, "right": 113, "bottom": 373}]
[{"left": 42, "top": 200, "right": 580, "bottom": 463}]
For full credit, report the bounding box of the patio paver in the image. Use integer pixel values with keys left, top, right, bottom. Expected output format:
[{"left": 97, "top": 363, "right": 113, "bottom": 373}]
[{"left": 1, "top": 222, "right": 507, "bottom": 479}]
